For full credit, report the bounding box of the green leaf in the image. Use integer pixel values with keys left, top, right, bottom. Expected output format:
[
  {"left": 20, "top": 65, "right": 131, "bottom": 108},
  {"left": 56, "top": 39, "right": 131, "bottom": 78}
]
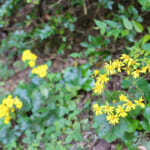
[
  {"left": 132, "top": 20, "right": 143, "bottom": 33},
  {"left": 94, "top": 19, "right": 107, "bottom": 35},
  {"left": 122, "top": 17, "right": 133, "bottom": 30},
  {"left": 65, "top": 133, "right": 73, "bottom": 144},
  {"left": 143, "top": 107, "right": 150, "bottom": 125},
  {"left": 142, "top": 34, "right": 150, "bottom": 45},
  {"left": 142, "top": 43, "right": 150, "bottom": 51}
]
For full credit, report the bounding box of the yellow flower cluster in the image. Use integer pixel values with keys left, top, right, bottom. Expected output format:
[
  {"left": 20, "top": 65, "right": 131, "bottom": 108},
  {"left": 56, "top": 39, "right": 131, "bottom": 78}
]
[
  {"left": 93, "top": 54, "right": 150, "bottom": 95},
  {"left": 104, "top": 54, "right": 150, "bottom": 78},
  {"left": 21, "top": 49, "right": 37, "bottom": 68},
  {"left": 92, "top": 95, "right": 145, "bottom": 125},
  {"left": 32, "top": 64, "right": 48, "bottom": 78},
  {"left": 21, "top": 50, "right": 48, "bottom": 78},
  {"left": 92, "top": 70, "right": 109, "bottom": 95},
  {"left": 0, "top": 95, "right": 22, "bottom": 124}
]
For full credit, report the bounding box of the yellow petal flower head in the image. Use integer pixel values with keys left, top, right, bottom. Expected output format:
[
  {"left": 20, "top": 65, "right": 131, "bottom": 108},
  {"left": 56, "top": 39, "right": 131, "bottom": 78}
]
[
  {"left": 104, "top": 61, "right": 116, "bottom": 75},
  {"left": 140, "top": 66, "right": 147, "bottom": 73},
  {"left": 116, "top": 105, "right": 128, "bottom": 118},
  {"left": 92, "top": 104, "right": 103, "bottom": 116},
  {"left": 123, "top": 100, "right": 136, "bottom": 112},
  {"left": 119, "top": 94, "right": 128, "bottom": 101},
  {"left": 131, "top": 69, "right": 140, "bottom": 79},
  {"left": 14, "top": 97, "right": 23, "bottom": 109},
  {"left": 120, "top": 54, "right": 130, "bottom": 63},
  {"left": 98, "top": 74, "right": 109, "bottom": 84},
  {"left": 128, "top": 58, "right": 139, "bottom": 68},
  {"left": 92, "top": 82, "right": 104, "bottom": 95},
  {"left": 106, "top": 113, "right": 119, "bottom": 125},
  {"left": 32, "top": 64, "right": 48, "bottom": 78},
  {"left": 4, "top": 115, "right": 11, "bottom": 124},
  {"left": 134, "top": 97, "right": 145, "bottom": 108},
  {"left": 102, "top": 102, "right": 115, "bottom": 114},
  {"left": 123, "top": 66, "right": 132, "bottom": 75},
  {"left": 94, "top": 70, "right": 99, "bottom": 77},
  {"left": 2, "top": 95, "right": 14, "bottom": 108},
  {"left": 112, "top": 59, "right": 124, "bottom": 72},
  {"left": 0, "top": 105, "right": 9, "bottom": 118}
]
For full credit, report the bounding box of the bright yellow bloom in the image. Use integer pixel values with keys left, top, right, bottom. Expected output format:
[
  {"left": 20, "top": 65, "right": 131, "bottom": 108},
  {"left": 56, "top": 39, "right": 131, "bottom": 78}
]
[
  {"left": 21, "top": 50, "right": 37, "bottom": 68},
  {"left": 4, "top": 115, "right": 11, "bottom": 124},
  {"left": 104, "top": 61, "right": 116, "bottom": 75},
  {"left": 120, "top": 54, "right": 130, "bottom": 63},
  {"left": 119, "top": 94, "right": 128, "bottom": 101},
  {"left": 113, "top": 59, "right": 124, "bottom": 72},
  {"left": 112, "top": 100, "right": 116, "bottom": 103},
  {"left": 123, "top": 66, "right": 132, "bottom": 75},
  {"left": 0, "top": 95, "right": 22, "bottom": 124},
  {"left": 116, "top": 105, "right": 128, "bottom": 118},
  {"left": 94, "top": 70, "right": 99, "bottom": 77},
  {"left": 106, "top": 114, "right": 119, "bottom": 125},
  {"left": 123, "top": 100, "right": 136, "bottom": 111},
  {"left": 32, "top": 64, "right": 48, "bottom": 78},
  {"left": 97, "top": 74, "right": 109, "bottom": 84},
  {"left": 131, "top": 69, "right": 140, "bottom": 79},
  {"left": 140, "top": 67, "right": 147, "bottom": 73},
  {"left": 134, "top": 97, "right": 145, "bottom": 108},
  {"left": 102, "top": 102, "right": 115, "bottom": 114},
  {"left": 92, "top": 104, "right": 103, "bottom": 116},
  {"left": 14, "top": 97, "right": 23, "bottom": 109},
  {"left": 93, "top": 82, "right": 104, "bottom": 95},
  {"left": 128, "top": 58, "right": 139, "bottom": 67}
]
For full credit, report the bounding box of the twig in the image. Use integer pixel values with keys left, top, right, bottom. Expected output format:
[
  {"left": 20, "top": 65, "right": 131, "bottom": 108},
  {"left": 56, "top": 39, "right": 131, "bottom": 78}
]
[
  {"left": 48, "top": 0, "right": 61, "bottom": 9},
  {"left": 83, "top": 0, "right": 87, "bottom": 15}
]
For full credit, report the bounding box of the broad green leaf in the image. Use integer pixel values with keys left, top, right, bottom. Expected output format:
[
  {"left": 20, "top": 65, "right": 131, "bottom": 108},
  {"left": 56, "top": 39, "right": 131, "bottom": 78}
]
[
  {"left": 122, "top": 17, "right": 133, "bottom": 30},
  {"left": 142, "top": 43, "right": 150, "bottom": 51},
  {"left": 142, "top": 34, "right": 150, "bottom": 45},
  {"left": 94, "top": 19, "right": 106, "bottom": 35},
  {"left": 132, "top": 20, "right": 143, "bottom": 32}
]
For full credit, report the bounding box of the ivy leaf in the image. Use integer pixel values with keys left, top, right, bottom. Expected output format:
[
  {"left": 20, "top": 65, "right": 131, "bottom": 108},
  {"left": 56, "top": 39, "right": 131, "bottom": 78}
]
[{"left": 122, "top": 17, "right": 133, "bottom": 30}]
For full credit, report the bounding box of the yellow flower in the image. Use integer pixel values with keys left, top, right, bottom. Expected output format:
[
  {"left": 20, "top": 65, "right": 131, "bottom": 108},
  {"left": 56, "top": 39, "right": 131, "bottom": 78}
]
[
  {"left": 28, "top": 60, "right": 36, "bottom": 68},
  {"left": 128, "top": 58, "right": 139, "bottom": 67},
  {"left": 119, "top": 94, "right": 128, "bottom": 101},
  {"left": 0, "top": 105, "right": 9, "bottom": 118},
  {"left": 134, "top": 97, "right": 145, "bottom": 108},
  {"left": 123, "top": 66, "right": 132, "bottom": 75},
  {"left": 120, "top": 54, "right": 130, "bottom": 63},
  {"left": 92, "top": 104, "right": 103, "bottom": 116},
  {"left": 32, "top": 64, "right": 48, "bottom": 78},
  {"left": 116, "top": 105, "right": 128, "bottom": 118},
  {"left": 14, "top": 97, "right": 23, "bottom": 109},
  {"left": 131, "top": 69, "right": 140, "bottom": 79},
  {"left": 2, "top": 95, "right": 14, "bottom": 108},
  {"left": 74, "top": 62, "right": 77, "bottom": 68},
  {"left": 102, "top": 102, "right": 115, "bottom": 114},
  {"left": 97, "top": 74, "right": 109, "bottom": 84},
  {"left": 123, "top": 100, "right": 136, "bottom": 112},
  {"left": 93, "top": 82, "right": 104, "bottom": 95},
  {"left": 94, "top": 70, "right": 99, "bottom": 77},
  {"left": 4, "top": 115, "right": 11, "bottom": 124},
  {"left": 113, "top": 59, "right": 124, "bottom": 72},
  {"left": 106, "top": 113, "right": 119, "bottom": 125},
  {"left": 112, "top": 100, "right": 116, "bottom": 103},
  {"left": 21, "top": 50, "right": 37, "bottom": 68},
  {"left": 104, "top": 61, "right": 116, "bottom": 75},
  {"left": 140, "top": 66, "right": 147, "bottom": 73}
]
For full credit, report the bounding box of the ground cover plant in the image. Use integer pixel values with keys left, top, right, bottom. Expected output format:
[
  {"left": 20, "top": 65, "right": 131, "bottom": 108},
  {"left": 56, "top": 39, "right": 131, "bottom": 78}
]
[{"left": 0, "top": 0, "right": 150, "bottom": 150}]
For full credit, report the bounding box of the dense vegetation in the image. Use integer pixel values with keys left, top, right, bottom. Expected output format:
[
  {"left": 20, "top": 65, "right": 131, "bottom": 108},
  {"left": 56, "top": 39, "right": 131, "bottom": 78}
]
[{"left": 0, "top": 0, "right": 150, "bottom": 149}]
